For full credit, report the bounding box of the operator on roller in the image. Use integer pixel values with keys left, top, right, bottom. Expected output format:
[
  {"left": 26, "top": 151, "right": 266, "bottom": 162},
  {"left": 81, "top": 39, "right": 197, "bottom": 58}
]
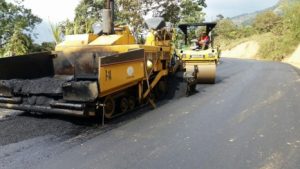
[{"left": 198, "top": 32, "right": 210, "bottom": 49}]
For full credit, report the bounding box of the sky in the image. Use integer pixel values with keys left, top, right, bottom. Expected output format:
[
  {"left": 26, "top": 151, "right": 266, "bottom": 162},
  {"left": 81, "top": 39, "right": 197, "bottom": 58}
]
[
  {"left": 7, "top": 0, "right": 80, "bottom": 23},
  {"left": 6, "top": 0, "right": 81, "bottom": 42}
]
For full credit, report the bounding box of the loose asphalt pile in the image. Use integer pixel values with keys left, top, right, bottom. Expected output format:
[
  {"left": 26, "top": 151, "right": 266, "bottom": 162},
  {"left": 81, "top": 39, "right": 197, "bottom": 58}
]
[
  {"left": 0, "top": 113, "right": 94, "bottom": 146},
  {"left": 0, "top": 74, "right": 189, "bottom": 147}
]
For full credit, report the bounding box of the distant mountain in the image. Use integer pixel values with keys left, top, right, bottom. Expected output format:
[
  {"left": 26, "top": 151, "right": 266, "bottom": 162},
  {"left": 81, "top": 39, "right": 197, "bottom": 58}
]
[{"left": 231, "top": 0, "right": 294, "bottom": 25}]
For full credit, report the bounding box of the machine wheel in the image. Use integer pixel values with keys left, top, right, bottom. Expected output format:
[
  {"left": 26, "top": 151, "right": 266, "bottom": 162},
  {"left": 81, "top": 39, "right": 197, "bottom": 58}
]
[
  {"left": 120, "top": 97, "right": 129, "bottom": 114},
  {"left": 128, "top": 96, "right": 136, "bottom": 111},
  {"left": 158, "top": 80, "right": 167, "bottom": 95},
  {"left": 104, "top": 95, "right": 115, "bottom": 119},
  {"left": 155, "top": 80, "right": 167, "bottom": 100}
]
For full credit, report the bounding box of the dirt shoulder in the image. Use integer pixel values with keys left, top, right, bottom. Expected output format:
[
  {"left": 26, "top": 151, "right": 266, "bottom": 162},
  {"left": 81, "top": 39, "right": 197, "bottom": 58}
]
[
  {"left": 284, "top": 44, "right": 300, "bottom": 69},
  {"left": 221, "top": 41, "right": 260, "bottom": 60},
  {"left": 220, "top": 37, "right": 300, "bottom": 69}
]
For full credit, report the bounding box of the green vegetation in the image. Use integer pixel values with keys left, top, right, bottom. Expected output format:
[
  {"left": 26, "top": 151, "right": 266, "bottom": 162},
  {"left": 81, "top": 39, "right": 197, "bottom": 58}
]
[
  {"left": 29, "top": 42, "right": 56, "bottom": 53},
  {"left": 258, "top": 2, "right": 300, "bottom": 60},
  {"left": 74, "top": 0, "right": 104, "bottom": 34},
  {"left": 57, "top": 0, "right": 206, "bottom": 37},
  {"left": 57, "top": 0, "right": 104, "bottom": 35},
  {"left": 215, "top": 1, "right": 300, "bottom": 61},
  {"left": 0, "top": 0, "right": 41, "bottom": 57},
  {"left": 50, "top": 23, "right": 63, "bottom": 44},
  {"left": 0, "top": 0, "right": 206, "bottom": 57},
  {"left": 179, "top": 0, "right": 206, "bottom": 23},
  {"left": 214, "top": 19, "right": 255, "bottom": 49},
  {"left": 252, "top": 11, "right": 282, "bottom": 34},
  {"left": 0, "top": 0, "right": 207, "bottom": 58},
  {"left": 2, "top": 0, "right": 299, "bottom": 61}
]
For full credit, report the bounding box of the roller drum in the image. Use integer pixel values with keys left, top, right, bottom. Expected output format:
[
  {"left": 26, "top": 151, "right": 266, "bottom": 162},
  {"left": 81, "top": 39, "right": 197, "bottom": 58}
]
[{"left": 186, "top": 62, "right": 216, "bottom": 84}]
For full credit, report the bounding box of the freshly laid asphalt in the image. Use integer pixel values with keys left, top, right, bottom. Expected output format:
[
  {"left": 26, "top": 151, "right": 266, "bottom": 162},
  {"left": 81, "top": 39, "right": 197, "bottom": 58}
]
[{"left": 0, "top": 58, "right": 300, "bottom": 169}]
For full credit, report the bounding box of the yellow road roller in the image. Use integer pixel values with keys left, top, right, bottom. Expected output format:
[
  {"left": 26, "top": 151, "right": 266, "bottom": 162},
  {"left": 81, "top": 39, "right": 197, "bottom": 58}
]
[{"left": 176, "top": 23, "right": 220, "bottom": 94}]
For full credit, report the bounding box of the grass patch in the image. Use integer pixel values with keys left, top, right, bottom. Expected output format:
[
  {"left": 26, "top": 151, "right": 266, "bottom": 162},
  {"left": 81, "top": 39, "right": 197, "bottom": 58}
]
[{"left": 257, "top": 33, "right": 299, "bottom": 61}]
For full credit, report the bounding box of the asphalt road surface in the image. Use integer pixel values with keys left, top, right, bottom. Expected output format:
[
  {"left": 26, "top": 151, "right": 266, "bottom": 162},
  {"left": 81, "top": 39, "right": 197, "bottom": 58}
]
[{"left": 1, "top": 58, "right": 300, "bottom": 169}]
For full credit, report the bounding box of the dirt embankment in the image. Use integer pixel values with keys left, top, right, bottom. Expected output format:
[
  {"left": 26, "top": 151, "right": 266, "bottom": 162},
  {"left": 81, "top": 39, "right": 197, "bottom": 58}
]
[
  {"left": 284, "top": 44, "right": 300, "bottom": 68},
  {"left": 222, "top": 41, "right": 300, "bottom": 69},
  {"left": 221, "top": 41, "right": 260, "bottom": 60}
]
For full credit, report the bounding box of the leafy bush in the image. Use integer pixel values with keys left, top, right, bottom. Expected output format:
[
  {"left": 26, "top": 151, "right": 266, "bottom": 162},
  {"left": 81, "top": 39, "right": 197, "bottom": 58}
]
[
  {"left": 258, "top": 2, "right": 300, "bottom": 60},
  {"left": 282, "top": 2, "right": 300, "bottom": 41},
  {"left": 252, "top": 11, "right": 282, "bottom": 34},
  {"left": 214, "top": 19, "right": 256, "bottom": 49},
  {"left": 215, "top": 19, "right": 239, "bottom": 40}
]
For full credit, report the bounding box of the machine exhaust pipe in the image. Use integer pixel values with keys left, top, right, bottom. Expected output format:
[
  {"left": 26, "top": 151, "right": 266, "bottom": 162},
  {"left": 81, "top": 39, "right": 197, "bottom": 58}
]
[{"left": 103, "top": 0, "right": 114, "bottom": 34}]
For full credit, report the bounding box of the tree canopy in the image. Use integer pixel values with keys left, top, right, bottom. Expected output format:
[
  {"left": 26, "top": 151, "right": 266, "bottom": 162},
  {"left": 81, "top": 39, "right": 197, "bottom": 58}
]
[
  {"left": 58, "top": 0, "right": 207, "bottom": 37},
  {"left": 282, "top": 2, "right": 300, "bottom": 40},
  {"left": 0, "top": 0, "right": 41, "bottom": 57},
  {"left": 116, "top": 0, "right": 144, "bottom": 33},
  {"left": 252, "top": 11, "right": 282, "bottom": 34},
  {"left": 74, "top": 0, "right": 104, "bottom": 34},
  {"left": 143, "top": 0, "right": 206, "bottom": 24}
]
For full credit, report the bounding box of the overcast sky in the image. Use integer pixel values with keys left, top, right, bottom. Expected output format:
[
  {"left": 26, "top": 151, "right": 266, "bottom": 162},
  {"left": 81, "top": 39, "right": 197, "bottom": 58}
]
[{"left": 7, "top": 0, "right": 279, "bottom": 22}]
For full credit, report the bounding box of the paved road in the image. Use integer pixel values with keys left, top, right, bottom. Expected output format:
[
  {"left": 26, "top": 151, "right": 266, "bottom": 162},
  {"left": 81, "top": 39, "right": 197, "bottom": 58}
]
[{"left": 1, "top": 58, "right": 300, "bottom": 169}]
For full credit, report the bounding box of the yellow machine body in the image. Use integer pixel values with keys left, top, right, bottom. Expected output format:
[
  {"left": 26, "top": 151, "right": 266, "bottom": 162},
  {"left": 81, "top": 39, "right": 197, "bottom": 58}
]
[
  {"left": 181, "top": 48, "right": 219, "bottom": 63},
  {"left": 0, "top": 1, "right": 179, "bottom": 119},
  {"left": 56, "top": 41, "right": 171, "bottom": 96},
  {"left": 53, "top": 24, "right": 174, "bottom": 118}
]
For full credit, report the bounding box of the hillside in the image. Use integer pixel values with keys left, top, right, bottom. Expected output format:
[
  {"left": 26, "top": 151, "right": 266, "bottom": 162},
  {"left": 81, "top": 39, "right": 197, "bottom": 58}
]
[
  {"left": 231, "top": 7, "right": 276, "bottom": 25},
  {"left": 231, "top": 0, "right": 294, "bottom": 25},
  {"left": 219, "top": 0, "right": 300, "bottom": 67}
]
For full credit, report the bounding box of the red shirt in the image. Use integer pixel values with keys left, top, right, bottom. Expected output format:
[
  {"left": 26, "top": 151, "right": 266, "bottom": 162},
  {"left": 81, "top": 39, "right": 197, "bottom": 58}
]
[{"left": 201, "top": 36, "right": 209, "bottom": 42}]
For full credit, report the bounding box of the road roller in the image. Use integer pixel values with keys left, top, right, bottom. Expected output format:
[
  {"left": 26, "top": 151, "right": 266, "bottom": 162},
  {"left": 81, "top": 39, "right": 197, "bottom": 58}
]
[
  {"left": 176, "top": 23, "right": 220, "bottom": 95},
  {"left": 0, "top": 0, "right": 179, "bottom": 120}
]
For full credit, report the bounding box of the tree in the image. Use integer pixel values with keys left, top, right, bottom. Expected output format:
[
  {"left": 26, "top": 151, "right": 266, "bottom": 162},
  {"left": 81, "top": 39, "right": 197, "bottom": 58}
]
[
  {"left": 282, "top": 2, "right": 300, "bottom": 40},
  {"left": 144, "top": 0, "right": 206, "bottom": 24},
  {"left": 29, "top": 42, "right": 55, "bottom": 53},
  {"left": 59, "top": 19, "right": 75, "bottom": 35},
  {"left": 3, "top": 26, "right": 32, "bottom": 56},
  {"left": 116, "top": 0, "right": 144, "bottom": 33},
  {"left": 215, "top": 19, "right": 239, "bottom": 40},
  {"left": 216, "top": 14, "right": 224, "bottom": 21},
  {"left": 0, "top": 0, "right": 41, "bottom": 57},
  {"left": 57, "top": 0, "right": 207, "bottom": 39},
  {"left": 143, "top": 0, "right": 180, "bottom": 23},
  {"left": 50, "top": 22, "right": 62, "bottom": 44},
  {"left": 74, "top": 0, "right": 104, "bottom": 34},
  {"left": 180, "top": 0, "right": 206, "bottom": 23},
  {"left": 58, "top": 0, "right": 104, "bottom": 35},
  {"left": 252, "top": 11, "right": 282, "bottom": 33}
]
